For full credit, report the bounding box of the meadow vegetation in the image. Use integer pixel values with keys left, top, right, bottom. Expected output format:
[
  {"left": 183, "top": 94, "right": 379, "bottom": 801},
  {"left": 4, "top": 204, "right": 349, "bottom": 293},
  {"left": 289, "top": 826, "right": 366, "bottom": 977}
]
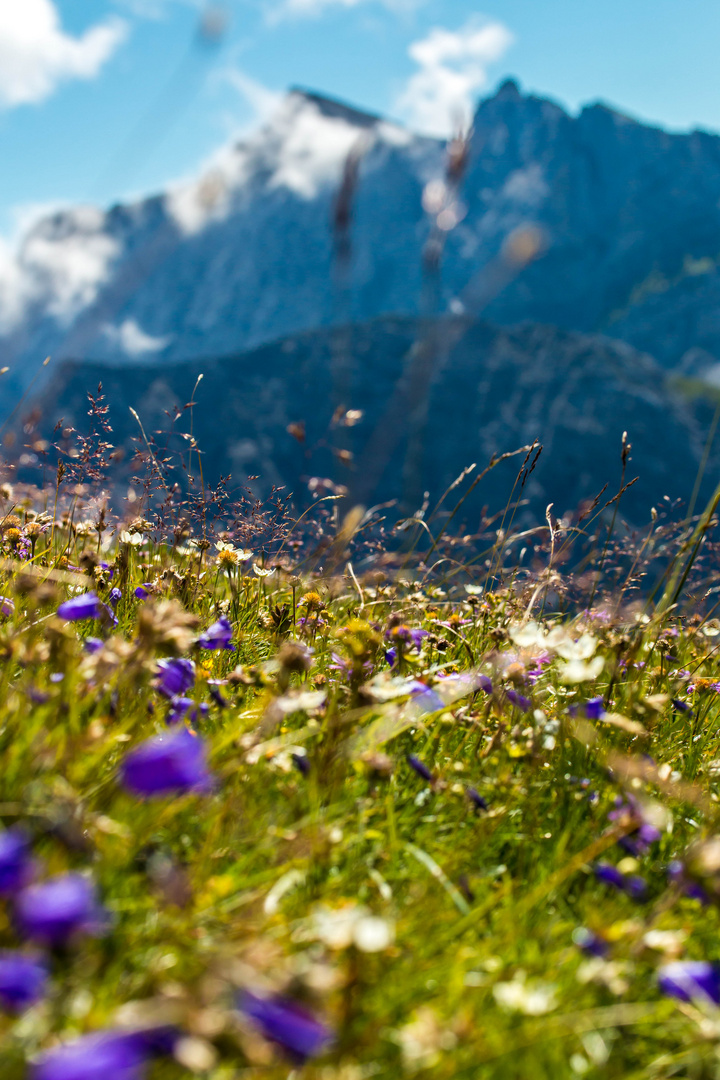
[{"left": 2, "top": 398, "right": 720, "bottom": 1079}]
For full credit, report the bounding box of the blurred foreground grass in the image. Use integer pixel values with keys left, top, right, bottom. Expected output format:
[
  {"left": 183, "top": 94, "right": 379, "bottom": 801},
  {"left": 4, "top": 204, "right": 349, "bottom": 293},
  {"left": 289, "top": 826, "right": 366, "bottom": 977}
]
[{"left": 2, "top": 457, "right": 720, "bottom": 1079}]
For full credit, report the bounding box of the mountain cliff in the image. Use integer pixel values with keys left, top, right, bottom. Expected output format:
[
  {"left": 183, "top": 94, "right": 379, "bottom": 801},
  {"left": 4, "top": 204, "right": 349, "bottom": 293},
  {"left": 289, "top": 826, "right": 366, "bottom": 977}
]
[
  {"left": 5, "top": 81, "right": 720, "bottom": 394},
  {"left": 29, "top": 316, "right": 715, "bottom": 522}
]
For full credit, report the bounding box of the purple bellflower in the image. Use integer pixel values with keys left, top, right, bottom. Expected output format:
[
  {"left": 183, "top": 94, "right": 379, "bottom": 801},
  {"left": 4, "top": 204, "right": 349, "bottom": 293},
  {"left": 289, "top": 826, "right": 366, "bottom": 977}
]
[
  {"left": 83, "top": 638, "right": 104, "bottom": 655},
  {"left": 407, "top": 754, "right": 434, "bottom": 782},
  {"left": 658, "top": 961, "right": 720, "bottom": 1005},
  {"left": 584, "top": 697, "right": 605, "bottom": 720},
  {"left": 31, "top": 1027, "right": 178, "bottom": 1080},
  {"left": 667, "top": 860, "right": 710, "bottom": 904},
  {"left": 0, "top": 952, "right": 48, "bottom": 1012},
  {"left": 120, "top": 728, "right": 212, "bottom": 797},
  {"left": 505, "top": 689, "right": 532, "bottom": 713},
  {"left": 239, "top": 990, "right": 332, "bottom": 1063},
  {"left": 409, "top": 681, "right": 445, "bottom": 713},
  {"left": 594, "top": 862, "right": 647, "bottom": 900},
  {"left": 134, "top": 584, "right": 152, "bottom": 600},
  {"left": 572, "top": 927, "right": 610, "bottom": 958},
  {"left": 466, "top": 786, "right": 489, "bottom": 811},
  {"left": 197, "top": 615, "right": 235, "bottom": 651},
  {"left": 0, "top": 827, "right": 32, "bottom": 895},
  {"left": 57, "top": 593, "right": 103, "bottom": 621},
  {"left": 166, "top": 697, "right": 209, "bottom": 725},
  {"left": 109, "top": 587, "right": 122, "bottom": 608},
  {"left": 155, "top": 658, "right": 195, "bottom": 699},
  {"left": 16, "top": 873, "right": 106, "bottom": 946}
]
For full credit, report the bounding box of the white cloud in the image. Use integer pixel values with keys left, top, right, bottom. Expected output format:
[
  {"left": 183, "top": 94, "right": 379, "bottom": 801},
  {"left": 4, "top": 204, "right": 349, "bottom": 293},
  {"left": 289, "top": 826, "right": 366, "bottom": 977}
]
[
  {"left": 0, "top": 206, "right": 121, "bottom": 334},
  {"left": 224, "top": 68, "right": 283, "bottom": 124},
  {"left": 0, "top": 0, "right": 127, "bottom": 109},
  {"left": 396, "top": 18, "right": 513, "bottom": 137},
  {"left": 103, "top": 318, "right": 172, "bottom": 356}
]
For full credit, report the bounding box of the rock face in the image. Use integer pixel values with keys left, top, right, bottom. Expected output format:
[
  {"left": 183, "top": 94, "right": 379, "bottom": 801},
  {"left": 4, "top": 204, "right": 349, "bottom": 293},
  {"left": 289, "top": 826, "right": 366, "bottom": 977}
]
[
  {"left": 6, "top": 81, "right": 720, "bottom": 386},
  {"left": 30, "top": 316, "right": 715, "bottom": 522},
  {"left": 8, "top": 80, "right": 720, "bottom": 518}
]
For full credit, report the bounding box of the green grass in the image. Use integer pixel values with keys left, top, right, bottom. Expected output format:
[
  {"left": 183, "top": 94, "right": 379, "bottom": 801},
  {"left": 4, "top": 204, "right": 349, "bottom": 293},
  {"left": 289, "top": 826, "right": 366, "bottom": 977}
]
[{"left": 1, "top": 490, "right": 720, "bottom": 1080}]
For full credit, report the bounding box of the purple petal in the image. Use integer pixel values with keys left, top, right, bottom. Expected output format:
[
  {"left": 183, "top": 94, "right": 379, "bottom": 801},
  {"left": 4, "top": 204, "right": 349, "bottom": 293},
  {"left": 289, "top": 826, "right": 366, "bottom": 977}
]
[
  {"left": 16, "top": 873, "right": 106, "bottom": 946},
  {"left": 658, "top": 961, "right": 720, "bottom": 1005},
  {"left": 155, "top": 658, "right": 195, "bottom": 699},
  {"left": 197, "top": 616, "right": 235, "bottom": 651},
  {"left": 239, "top": 990, "right": 332, "bottom": 1062},
  {"left": 0, "top": 952, "right": 47, "bottom": 1012},
  {"left": 407, "top": 754, "right": 433, "bottom": 782},
  {"left": 57, "top": 593, "right": 102, "bottom": 621},
  {"left": 120, "top": 728, "right": 212, "bottom": 797},
  {"left": 0, "top": 828, "right": 32, "bottom": 895}
]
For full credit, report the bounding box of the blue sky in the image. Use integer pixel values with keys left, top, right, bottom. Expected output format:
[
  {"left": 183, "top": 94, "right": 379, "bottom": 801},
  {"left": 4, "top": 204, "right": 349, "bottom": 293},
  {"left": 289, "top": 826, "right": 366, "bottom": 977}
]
[{"left": 2, "top": 0, "right": 720, "bottom": 234}]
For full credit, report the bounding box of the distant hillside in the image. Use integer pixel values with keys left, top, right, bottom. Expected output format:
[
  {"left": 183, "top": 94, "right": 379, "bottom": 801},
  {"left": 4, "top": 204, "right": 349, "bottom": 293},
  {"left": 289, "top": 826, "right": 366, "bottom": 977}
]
[
  {"left": 6, "top": 81, "right": 720, "bottom": 403},
  {"left": 27, "top": 316, "right": 716, "bottom": 522}
]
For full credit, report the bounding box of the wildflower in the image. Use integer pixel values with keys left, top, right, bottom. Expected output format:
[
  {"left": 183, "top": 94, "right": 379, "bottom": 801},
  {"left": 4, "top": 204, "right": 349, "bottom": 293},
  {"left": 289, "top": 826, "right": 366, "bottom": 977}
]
[
  {"left": 572, "top": 928, "right": 610, "bottom": 958},
  {"left": 467, "top": 787, "right": 489, "bottom": 811},
  {"left": 667, "top": 860, "right": 710, "bottom": 904},
  {"left": 217, "top": 548, "right": 237, "bottom": 568},
  {"left": 120, "top": 728, "right": 212, "bottom": 797},
  {"left": 593, "top": 862, "right": 626, "bottom": 890},
  {"left": 593, "top": 862, "right": 647, "bottom": 900},
  {"left": 197, "top": 615, "right": 234, "bottom": 651},
  {"left": 0, "top": 827, "right": 32, "bottom": 894},
  {"left": 505, "top": 689, "right": 531, "bottom": 713},
  {"left": 83, "top": 637, "right": 104, "bottom": 654},
  {"left": 32, "top": 1027, "right": 177, "bottom": 1080},
  {"left": 658, "top": 961, "right": 720, "bottom": 1005},
  {"left": 300, "top": 592, "right": 324, "bottom": 612},
  {"left": 0, "top": 952, "right": 47, "bottom": 1012},
  {"left": 166, "top": 697, "right": 209, "bottom": 725},
  {"left": 134, "top": 584, "right": 152, "bottom": 600},
  {"left": 109, "top": 587, "right": 122, "bottom": 608},
  {"left": 277, "top": 640, "right": 314, "bottom": 676},
  {"left": 407, "top": 755, "right": 433, "bottom": 782},
  {"left": 156, "top": 658, "right": 195, "bottom": 699},
  {"left": 291, "top": 752, "right": 310, "bottom": 777},
  {"left": 558, "top": 656, "right": 605, "bottom": 684},
  {"left": 584, "top": 696, "right": 605, "bottom": 720},
  {"left": 57, "top": 592, "right": 103, "bottom": 621},
  {"left": 0, "top": 596, "right": 14, "bottom": 617},
  {"left": 253, "top": 564, "right": 275, "bottom": 578},
  {"left": 478, "top": 674, "right": 493, "bottom": 694},
  {"left": 527, "top": 652, "right": 551, "bottom": 684},
  {"left": 238, "top": 990, "right": 332, "bottom": 1062},
  {"left": 493, "top": 973, "right": 557, "bottom": 1015},
  {"left": 16, "top": 873, "right": 106, "bottom": 946},
  {"left": 409, "top": 681, "right": 445, "bottom": 713}
]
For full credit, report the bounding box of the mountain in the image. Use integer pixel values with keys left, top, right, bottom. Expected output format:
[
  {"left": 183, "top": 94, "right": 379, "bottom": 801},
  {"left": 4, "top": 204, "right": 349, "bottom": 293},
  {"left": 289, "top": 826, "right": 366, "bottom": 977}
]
[
  {"left": 27, "top": 316, "right": 715, "bottom": 522},
  {"left": 6, "top": 81, "right": 720, "bottom": 394}
]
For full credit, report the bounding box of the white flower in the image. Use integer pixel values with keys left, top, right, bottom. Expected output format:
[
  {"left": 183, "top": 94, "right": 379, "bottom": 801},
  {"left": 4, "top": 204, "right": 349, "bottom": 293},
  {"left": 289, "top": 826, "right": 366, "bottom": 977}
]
[
  {"left": 252, "top": 564, "right": 274, "bottom": 577},
  {"left": 120, "top": 531, "right": 144, "bottom": 546},
  {"left": 493, "top": 973, "right": 557, "bottom": 1015},
  {"left": 558, "top": 656, "right": 605, "bottom": 684},
  {"left": 553, "top": 633, "right": 598, "bottom": 661},
  {"left": 509, "top": 621, "right": 547, "bottom": 649},
  {"left": 312, "top": 904, "right": 394, "bottom": 952},
  {"left": 353, "top": 915, "right": 395, "bottom": 953}
]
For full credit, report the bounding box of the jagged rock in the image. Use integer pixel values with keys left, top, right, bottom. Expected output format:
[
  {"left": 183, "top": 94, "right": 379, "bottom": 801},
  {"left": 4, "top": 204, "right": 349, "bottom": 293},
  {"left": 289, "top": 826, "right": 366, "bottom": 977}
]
[{"left": 28, "top": 316, "right": 717, "bottom": 522}]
